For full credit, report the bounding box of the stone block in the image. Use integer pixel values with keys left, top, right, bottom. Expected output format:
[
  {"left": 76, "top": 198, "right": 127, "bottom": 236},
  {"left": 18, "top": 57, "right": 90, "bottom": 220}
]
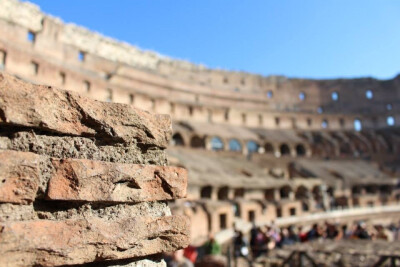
[
  {"left": 0, "top": 73, "right": 171, "bottom": 148},
  {"left": 0, "top": 215, "right": 190, "bottom": 266},
  {"left": 0, "top": 150, "right": 40, "bottom": 204},
  {"left": 47, "top": 158, "right": 187, "bottom": 202}
]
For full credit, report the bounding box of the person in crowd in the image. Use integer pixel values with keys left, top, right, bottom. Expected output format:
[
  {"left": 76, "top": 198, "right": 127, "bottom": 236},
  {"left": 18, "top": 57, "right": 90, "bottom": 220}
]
[
  {"left": 233, "top": 230, "right": 250, "bottom": 261},
  {"left": 307, "top": 223, "right": 322, "bottom": 241},
  {"left": 166, "top": 249, "right": 194, "bottom": 267},
  {"left": 203, "top": 234, "right": 221, "bottom": 256},
  {"left": 183, "top": 245, "right": 198, "bottom": 264},
  {"left": 298, "top": 226, "right": 308, "bottom": 242},
  {"left": 352, "top": 222, "right": 370, "bottom": 239}
]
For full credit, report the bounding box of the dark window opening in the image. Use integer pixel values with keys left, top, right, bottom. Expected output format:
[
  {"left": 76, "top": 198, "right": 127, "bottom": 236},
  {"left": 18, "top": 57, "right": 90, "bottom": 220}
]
[
  {"left": 275, "top": 117, "right": 280, "bottom": 127},
  {"left": 172, "top": 133, "right": 185, "bottom": 146},
  {"left": 264, "top": 143, "right": 274, "bottom": 154},
  {"left": 307, "top": 118, "right": 312, "bottom": 127},
  {"left": 190, "top": 135, "right": 205, "bottom": 148},
  {"left": 130, "top": 94, "right": 135, "bottom": 104},
  {"left": 200, "top": 186, "right": 212, "bottom": 199},
  {"left": 277, "top": 207, "right": 282, "bottom": 218},
  {"left": 296, "top": 144, "right": 306, "bottom": 156},
  {"left": 290, "top": 208, "right": 296, "bottom": 216},
  {"left": 234, "top": 188, "right": 244, "bottom": 198},
  {"left": 217, "top": 187, "right": 229, "bottom": 200},
  {"left": 248, "top": 210, "right": 255, "bottom": 222},
  {"left": 280, "top": 144, "right": 291, "bottom": 156},
  {"left": 219, "top": 213, "right": 227, "bottom": 230},
  {"left": 188, "top": 106, "right": 193, "bottom": 116}
]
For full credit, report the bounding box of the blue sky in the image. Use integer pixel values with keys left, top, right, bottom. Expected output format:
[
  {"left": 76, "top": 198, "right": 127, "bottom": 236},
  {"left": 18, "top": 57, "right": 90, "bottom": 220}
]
[{"left": 29, "top": 0, "right": 400, "bottom": 79}]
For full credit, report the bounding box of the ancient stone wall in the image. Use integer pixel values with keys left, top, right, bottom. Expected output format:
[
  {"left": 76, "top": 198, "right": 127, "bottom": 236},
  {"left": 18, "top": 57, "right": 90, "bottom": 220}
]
[{"left": 0, "top": 73, "right": 189, "bottom": 266}]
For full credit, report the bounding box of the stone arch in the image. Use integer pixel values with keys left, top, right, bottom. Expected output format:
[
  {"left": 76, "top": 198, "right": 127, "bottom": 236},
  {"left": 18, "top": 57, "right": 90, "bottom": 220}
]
[
  {"left": 280, "top": 185, "right": 292, "bottom": 199},
  {"left": 295, "top": 185, "right": 309, "bottom": 200},
  {"left": 246, "top": 140, "right": 260, "bottom": 154},
  {"left": 280, "top": 143, "right": 291, "bottom": 156},
  {"left": 217, "top": 186, "right": 229, "bottom": 200},
  {"left": 190, "top": 135, "right": 205, "bottom": 149},
  {"left": 365, "top": 184, "right": 378, "bottom": 194},
  {"left": 229, "top": 139, "right": 242, "bottom": 152},
  {"left": 200, "top": 186, "right": 212, "bottom": 199},
  {"left": 209, "top": 136, "right": 225, "bottom": 151},
  {"left": 295, "top": 144, "right": 306, "bottom": 157},
  {"left": 264, "top": 143, "right": 275, "bottom": 154},
  {"left": 234, "top": 188, "right": 245, "bottom": 198},
  {"left": 172, "top": 132, "right": 185, "bottom": 146}
]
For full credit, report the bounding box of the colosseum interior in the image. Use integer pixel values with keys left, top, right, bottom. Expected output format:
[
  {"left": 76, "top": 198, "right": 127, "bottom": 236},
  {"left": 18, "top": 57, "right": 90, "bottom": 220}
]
[{"left": 1, "top": 0, "right": 400, "bottom": 265}]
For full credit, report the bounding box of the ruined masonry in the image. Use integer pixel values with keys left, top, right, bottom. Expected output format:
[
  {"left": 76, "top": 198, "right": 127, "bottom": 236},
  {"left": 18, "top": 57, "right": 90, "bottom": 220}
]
[{"left": 0, "top": 73, "right": 189, "bottom": 267}]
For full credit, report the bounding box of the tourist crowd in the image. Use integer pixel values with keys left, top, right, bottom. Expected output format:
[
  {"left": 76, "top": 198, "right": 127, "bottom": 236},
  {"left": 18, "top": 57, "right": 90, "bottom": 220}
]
[{"left": 165, "top": 221, "right": 400, "bottom": 267}]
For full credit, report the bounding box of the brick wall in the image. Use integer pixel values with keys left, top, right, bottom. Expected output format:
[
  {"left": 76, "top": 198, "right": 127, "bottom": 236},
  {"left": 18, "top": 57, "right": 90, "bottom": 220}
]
[{"left": 0, "top": 73, "right": 189, "bottom": 266}]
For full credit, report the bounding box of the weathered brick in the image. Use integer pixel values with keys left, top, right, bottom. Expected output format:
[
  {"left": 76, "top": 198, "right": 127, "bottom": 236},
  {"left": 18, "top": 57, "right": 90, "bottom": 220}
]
[
  {"left": 0, "top": 215, "right": 190, "bottom": 266},
  {"left": 46, "top": 158, "right": 187, "bottom": 202},
  {"left": 0, "top": 73, "right": 171, "bottom": 148},
  {"left": 0, "top": 150, "right": 40, "bottom": 204}
]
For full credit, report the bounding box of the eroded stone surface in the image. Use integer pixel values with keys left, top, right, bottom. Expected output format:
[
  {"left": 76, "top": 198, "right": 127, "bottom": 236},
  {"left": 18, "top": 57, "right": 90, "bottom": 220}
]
[
  {"left": 0, "top": 73, "right": 171, "bottom": 148},
  {"left": 47, "top": 158, "right": 187, "bottom": 203},
  {"left": 1, "top": 131, "right": 168, "bottom": 166},
  {"left": 0, "top": 150, "right": 40, "bottom": 204},
  {"left": 0, "top": 215, "right": 189, "bottom": 267}
]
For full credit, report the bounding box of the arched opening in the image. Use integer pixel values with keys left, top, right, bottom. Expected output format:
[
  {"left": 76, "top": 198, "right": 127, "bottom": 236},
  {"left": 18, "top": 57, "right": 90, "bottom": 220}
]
[
  {"left": 280, "top": 186, "right": 292, "bottom": 199},
  {"left": 380, "top": 185, "right": 393, "bottom": 195},
  {"left": 247, "top": 140, "right": 259, "bottom": 153},
  {"left": 210, "top": 136, "right": 224, "bottom": 151},
  {"left": 264, "top": 188, "right": 275, "bottom": 201},
  {"left": 296, "top": 144, "right": 306, "bottom": 156},
  {"left": 295, "top": 186, "right": 309, "bottom": 200},
  {"left": 366, "top": 90, "right": 373, "bottom": 99},
  {"left": 200, "top": 186, "right": 212, "bottom": 199},
  {"left": 387, "top": 116, "right": 395, "bottom": 126},
  {"left": 217, "top": 187, "right": 229, "bottom": 200},
  {"left": 280, "top": 144, "right": 291, "bottom": 156},
  {"left": 229, "top": 139, "right": 242, "bottom": 152},
  {"left": 264, "top": 143, "right": 274, "bottom": 154},
  {"left": 234, "top": 188, "right": 245, "bottom": 198},
  {"left": 190, "top": 135, "right": 205, "bottom": 148},
  {"left": 321, "top": 119, "right": 329, "bottom": 129},
  {"left": 354, "top": 119, "right": 362, "bottom": 132},
  {"left": 312, "top": 186, "right": 323, "bottom": 209},
  {"left": 365, "top": 185, "right": 378, "bottom": 194},
  {"left": 352, "top": 186, "right": 362, "bottom": 195},
  {"left": 331, "top": 91, "right": 339, "bottom": 101},
  {"left": 172, "top": 133, "right": 185, "bottom": 146},
  {"left": 299, "top": 92, "right": 306, "bottom": 101}
]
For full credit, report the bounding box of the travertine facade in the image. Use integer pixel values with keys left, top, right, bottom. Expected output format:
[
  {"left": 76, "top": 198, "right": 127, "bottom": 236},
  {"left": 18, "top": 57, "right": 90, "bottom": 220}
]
[
  {"left": 0, "top": 0, "right": 400, "bottom": 248},
  {"left": 0, "top": 73, "right": 189, "bottom": 266}
]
